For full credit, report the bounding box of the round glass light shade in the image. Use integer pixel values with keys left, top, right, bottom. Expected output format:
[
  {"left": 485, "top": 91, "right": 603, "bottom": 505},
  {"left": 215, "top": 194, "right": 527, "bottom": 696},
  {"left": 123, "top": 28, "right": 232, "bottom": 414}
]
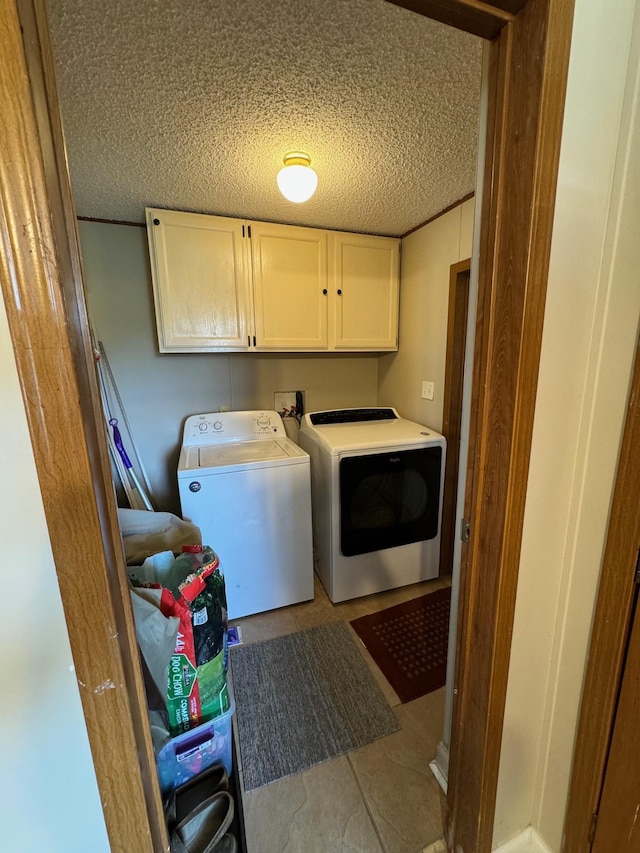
[{"left": 277, "top": 154, "right": 318, "bottom": 203}]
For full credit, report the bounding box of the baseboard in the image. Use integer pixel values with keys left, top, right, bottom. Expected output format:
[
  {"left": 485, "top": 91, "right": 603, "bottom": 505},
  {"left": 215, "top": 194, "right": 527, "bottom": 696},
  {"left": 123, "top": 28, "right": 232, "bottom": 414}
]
[
  {"left": 492, "top": 827, "right": 555, "bottom": 853},
  {"left": 423, "top": 826, "right": 554, "bottom": 853},
  {"left": 428, "top": 759, "right": 447, "bottom": 794},
  {"left": 429, "top": 740, "right": 449, "bottom": 793},
  {"left": 423, "top": 840, "right": 446, "bottom": 853}
]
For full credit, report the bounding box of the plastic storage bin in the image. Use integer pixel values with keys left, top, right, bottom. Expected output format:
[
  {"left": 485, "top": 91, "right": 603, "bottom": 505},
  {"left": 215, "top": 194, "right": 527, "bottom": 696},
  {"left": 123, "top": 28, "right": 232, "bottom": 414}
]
[{"left": 156, "top": 684, "right": 235, "bottom": 794}]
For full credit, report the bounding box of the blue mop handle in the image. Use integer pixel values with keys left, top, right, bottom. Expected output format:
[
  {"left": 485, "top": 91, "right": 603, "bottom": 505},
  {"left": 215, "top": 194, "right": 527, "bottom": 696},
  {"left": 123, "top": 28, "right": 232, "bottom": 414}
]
[{"left": 110, "top": 418, "right": 133, "bottom": 469}]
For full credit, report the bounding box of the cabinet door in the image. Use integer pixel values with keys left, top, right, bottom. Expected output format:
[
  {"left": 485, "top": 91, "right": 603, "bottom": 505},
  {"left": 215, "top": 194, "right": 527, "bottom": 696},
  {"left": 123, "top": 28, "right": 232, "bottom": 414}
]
[
  {"left": 331, "top": 233, "right": 399, "bottom": 350},
  {"left": 146, "top": 208, "right": 252, "bottom": 351},
  {"left": 251, "top": 222, "right": 328, "bottom": 349}
]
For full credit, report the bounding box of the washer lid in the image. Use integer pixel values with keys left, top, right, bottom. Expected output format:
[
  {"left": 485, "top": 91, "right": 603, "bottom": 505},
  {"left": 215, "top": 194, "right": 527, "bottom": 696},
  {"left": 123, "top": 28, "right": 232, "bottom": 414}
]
[
  {"left": 200, "top": 440, "right": 289, "bottom": 467},
  {"left": 178, "top": 438, "right": 309, "bottom": 476}
]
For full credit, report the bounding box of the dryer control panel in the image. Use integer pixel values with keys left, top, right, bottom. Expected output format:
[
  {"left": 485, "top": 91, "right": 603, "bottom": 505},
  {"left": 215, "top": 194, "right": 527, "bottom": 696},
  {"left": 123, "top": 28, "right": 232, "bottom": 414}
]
[{"left": 182, "top": 410, "right": 285, "bottom": 445}]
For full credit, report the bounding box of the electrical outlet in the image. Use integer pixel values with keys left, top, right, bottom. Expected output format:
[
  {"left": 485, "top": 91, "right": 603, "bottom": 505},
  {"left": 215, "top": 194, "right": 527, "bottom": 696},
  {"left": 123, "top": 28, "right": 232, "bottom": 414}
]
[
  {"left": 421, "top": 380, "right": 435, "bottom": 401},
  {"left": 274, "top": 391, "right": 297, "bottom": 416}
]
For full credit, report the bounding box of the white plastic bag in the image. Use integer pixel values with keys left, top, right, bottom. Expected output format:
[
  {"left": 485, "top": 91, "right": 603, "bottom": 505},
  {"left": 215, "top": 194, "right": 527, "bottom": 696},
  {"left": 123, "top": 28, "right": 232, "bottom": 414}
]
[{"left": 118, "top": 508, "right": 201, "bottom": 565}]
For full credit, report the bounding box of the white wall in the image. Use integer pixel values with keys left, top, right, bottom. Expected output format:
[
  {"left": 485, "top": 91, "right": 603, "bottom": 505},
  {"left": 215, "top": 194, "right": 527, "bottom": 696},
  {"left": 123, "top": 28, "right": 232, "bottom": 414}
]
[
  {"left": 0, "top": 290, "right": 110, "bottom": 850},
  {"left": 377, "top": 198, "right": 474, "bottom": 428},
  {"left": 493, "top": 0, "right": 640, "bottom": 849},
  {"left": 80, "top": 220, "right": 379, "bottom": 513}
]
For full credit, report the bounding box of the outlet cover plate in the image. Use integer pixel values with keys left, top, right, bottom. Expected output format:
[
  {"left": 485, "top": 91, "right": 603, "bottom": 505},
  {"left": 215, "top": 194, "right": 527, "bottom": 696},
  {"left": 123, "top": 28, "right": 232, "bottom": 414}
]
[
  {"left": 274, "top": 391, "right": 297, "bottom": 414},
  {"left": 421, "top": 380, "right": 435, "bottom": 401}
]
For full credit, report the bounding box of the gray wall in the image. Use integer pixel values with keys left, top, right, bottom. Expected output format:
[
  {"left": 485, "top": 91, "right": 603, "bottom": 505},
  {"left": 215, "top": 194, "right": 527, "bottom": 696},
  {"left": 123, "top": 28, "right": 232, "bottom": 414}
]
[{"left": 80, "top": 220, "right": 379, "bottom": 513}]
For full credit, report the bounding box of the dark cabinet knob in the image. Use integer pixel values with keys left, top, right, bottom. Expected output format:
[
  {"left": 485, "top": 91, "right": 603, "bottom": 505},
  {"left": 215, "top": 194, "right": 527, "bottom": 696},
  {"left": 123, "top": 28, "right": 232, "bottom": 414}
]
[
  {"left": 322, "top": 289, "right": 327, "bottom": 295},
  {"left": 153, "top": 218, "right": 160, "bottom": 225},
  {"left": 337, "top": 289, "right": 342, "bottom": 295}
]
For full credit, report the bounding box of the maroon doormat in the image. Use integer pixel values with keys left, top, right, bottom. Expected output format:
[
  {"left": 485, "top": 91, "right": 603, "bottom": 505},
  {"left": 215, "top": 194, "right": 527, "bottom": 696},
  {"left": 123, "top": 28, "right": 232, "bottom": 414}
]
[{"left": 350, "top": 586, "right": 451, "bottom": 703}]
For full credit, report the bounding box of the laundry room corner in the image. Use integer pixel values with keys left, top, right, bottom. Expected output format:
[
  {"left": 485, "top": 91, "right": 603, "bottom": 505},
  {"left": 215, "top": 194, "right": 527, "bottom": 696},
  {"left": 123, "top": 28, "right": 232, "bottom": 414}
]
[
  {"left": 79, "top": 220, "right": 382, "bottom": 513},
  {"left": 79, "top": 220, "right": 235, "bottom": 514}
]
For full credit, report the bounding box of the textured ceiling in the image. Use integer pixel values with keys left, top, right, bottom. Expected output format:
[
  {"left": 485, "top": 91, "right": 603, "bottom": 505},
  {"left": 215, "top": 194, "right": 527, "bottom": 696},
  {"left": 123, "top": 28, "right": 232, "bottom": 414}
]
[{"left": 48, "top": 0, "right": 483, "bottom": 237}]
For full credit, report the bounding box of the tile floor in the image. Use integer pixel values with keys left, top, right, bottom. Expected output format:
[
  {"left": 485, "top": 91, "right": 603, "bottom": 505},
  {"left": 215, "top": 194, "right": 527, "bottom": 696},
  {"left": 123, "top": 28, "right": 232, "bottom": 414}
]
[{"left": 229, "top": 573, "right": 451, "bottom": 853}]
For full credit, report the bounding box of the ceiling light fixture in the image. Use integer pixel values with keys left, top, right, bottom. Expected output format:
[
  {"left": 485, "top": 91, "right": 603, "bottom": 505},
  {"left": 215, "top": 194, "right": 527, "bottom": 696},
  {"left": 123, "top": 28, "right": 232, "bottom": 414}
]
[{"left": 277, "top": 152, "right": 318, "bottom": 203}]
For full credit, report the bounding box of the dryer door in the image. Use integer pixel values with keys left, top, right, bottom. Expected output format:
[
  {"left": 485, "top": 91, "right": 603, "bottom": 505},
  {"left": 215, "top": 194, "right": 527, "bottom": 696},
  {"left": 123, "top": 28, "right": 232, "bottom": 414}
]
[{"left": 339, "top": 446, "right": 442, "bottom": 557}]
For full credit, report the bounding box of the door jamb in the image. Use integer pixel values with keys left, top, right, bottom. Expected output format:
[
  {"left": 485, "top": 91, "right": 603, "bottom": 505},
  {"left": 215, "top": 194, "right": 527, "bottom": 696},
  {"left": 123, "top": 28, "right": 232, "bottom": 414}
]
[
  {"left": 392, "top": 1, "right": 575, "bottom": 850},
  {"left": 393, "top": 2, "right": 574, "bottom": 850},
  {"left": 440, "top": 258, "right": 471, "bottom": 577}
]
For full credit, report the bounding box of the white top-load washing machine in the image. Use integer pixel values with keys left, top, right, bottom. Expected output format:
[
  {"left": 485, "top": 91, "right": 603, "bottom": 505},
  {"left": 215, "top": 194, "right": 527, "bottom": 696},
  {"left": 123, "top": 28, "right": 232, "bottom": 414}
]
[
  {"left": 178, "top": 410, "right": 314, "bottom": 620},
  {"left": 298, "top": 407, "right": 446, "bottom": 603}
]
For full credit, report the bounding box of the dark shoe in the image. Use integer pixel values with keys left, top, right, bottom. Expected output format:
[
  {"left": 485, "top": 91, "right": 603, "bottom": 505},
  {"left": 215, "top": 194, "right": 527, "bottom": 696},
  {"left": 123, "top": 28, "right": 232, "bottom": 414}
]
[
  {"left": 175, "top": 764, "right": 229, "bottom": 825},
  {"left": 171, "top": 790, "right": 234, "bottom": 853},
  {"left": 215, "top": 834, "right": 237, "bottom": 853},
  {"left": 171, "top": 829, "right": 236, "bottom": 853},
  {"left": 165, "top": 763, "right": 229, "bottom": 829}
]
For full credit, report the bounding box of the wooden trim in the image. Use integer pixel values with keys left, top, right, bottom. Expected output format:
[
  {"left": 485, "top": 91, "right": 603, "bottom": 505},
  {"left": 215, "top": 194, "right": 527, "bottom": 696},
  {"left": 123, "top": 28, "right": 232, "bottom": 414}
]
[
  {"left": 400, "top": 192, "right": 475, "bottom": 239},
  {"left": 562, "top": 336, "right": 640, "bottom": 853},
  {"left": 486, "top": 0, "right": 528, "bottom": 10},
  {"left": 2, "top": 2, "right": 168, "bottom": 850},
  {"left": 445, "top": 31, "right": 508, "bottom": 848},
  {"left": 76, "top": 214, "right": 396, "bottom": 239},
  {"left": 445, "top": 0, "right": 575, "bottom": 850},
  {"left": 78, "top": 215, "right": 146, "bottom": 228},
  {"left": 439, "top": 259, "right": 471, "bottom": 576},
  {"left": 591, "top": 585, "right": 640, "bottom": 852},
  {"left": 485, "top": 0, "right": 528, "bottom": 11},
  {"left": 388, "top": 0, "right": 516, "bottom": 39}
]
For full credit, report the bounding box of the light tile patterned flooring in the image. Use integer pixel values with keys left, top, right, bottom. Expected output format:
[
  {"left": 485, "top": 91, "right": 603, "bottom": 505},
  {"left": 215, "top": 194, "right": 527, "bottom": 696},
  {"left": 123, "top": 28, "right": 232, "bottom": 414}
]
[{"left": 229, "top": 573, "right": 451, "bottom": 853}]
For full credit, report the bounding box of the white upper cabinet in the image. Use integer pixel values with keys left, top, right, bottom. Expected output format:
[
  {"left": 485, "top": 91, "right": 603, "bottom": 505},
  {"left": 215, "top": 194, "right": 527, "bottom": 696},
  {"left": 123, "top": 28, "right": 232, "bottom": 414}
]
[
  {"left": 251, "top": 222, "right": 329, "bottom": 350},
  {"left": 146, "top": 208, "right": 399, "bottom": 353},
  {"left": 146, "top": 208, "right": 251, "bottom": 352},
  {"left": 331, "top": 232, "right": 399, "bottom": 350}
]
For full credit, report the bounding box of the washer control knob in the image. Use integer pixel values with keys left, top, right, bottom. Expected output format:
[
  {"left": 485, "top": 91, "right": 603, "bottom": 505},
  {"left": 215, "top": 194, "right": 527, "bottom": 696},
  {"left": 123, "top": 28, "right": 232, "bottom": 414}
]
[
  {"left": 213, "top": 421, "right": 223, "bottom": 430},
  {"left": 198, "top": 422, "right": 208, "bottom": 432},
  {"left": 257, "top": 416, "right": 270, "bottom": 429},
  {"left": 188, "top": 481, "right": 201, "bottom": 493}
]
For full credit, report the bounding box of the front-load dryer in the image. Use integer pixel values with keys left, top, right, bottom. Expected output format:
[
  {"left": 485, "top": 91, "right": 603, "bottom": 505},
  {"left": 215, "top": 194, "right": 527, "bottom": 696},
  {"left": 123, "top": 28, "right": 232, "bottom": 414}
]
[
  {"left": 298, "top": 407, "right": 446, "bottom": 603},
  {"left": 178, "top": 410, "right": 314, "bottom": 619}
]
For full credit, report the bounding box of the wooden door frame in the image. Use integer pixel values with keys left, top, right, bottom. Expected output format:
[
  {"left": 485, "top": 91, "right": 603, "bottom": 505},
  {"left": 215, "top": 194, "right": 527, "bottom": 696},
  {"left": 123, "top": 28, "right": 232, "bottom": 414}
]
[
  {"left": 1, "top": 2, "right": 167, "bottom": 851},
  {"left": 0, "top": 0, "right": 574, "bottom": 851},
  {"left": 392, "top": 1, "right": 575, "bottom": 850},
  {"left": 440, "top": 258, "right": 471, "bottom": 577},
  {"left": 562, "top": 335, "right": 640, "bottom": 852}
]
